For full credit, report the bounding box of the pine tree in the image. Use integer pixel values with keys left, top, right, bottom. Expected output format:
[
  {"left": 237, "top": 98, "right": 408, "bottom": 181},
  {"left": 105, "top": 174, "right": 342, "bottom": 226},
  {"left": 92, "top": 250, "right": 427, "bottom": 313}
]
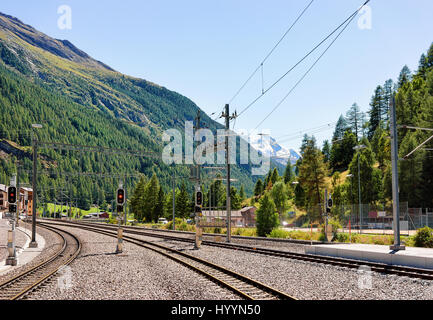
[
  {"left": 153, "top": 186, "right": 165, "bottom": 222},
  {"left": 230, "top": 187, "right": 241, "bottom": 210},
  {"left": 426, "top": 43, "right": 433, "bottom": 69},
  {"left": 346, "top": 103, "right": 366, "bottom": 142},
  {"left": 330, "top": 130, "right": 357, "bottom": 172},
  {"left": 418, "top": 53, "right": 428, "bottom": 78},
  {"left": 143, "top": 173, "right": 160, "bottom": 222},
  {"left": 176, "top": 182, "right": 190, "bottom": 218},
  {"left": 239, "top": 185, "right": 246, "bottom": 202},
  {"left": 254, "top": 179, "right": 263, "bottom": 197},
  {"left": 322, "top": 140, "right": 331, "bottom": 163},
  {"left": 270, "top": 167, "right": 280, "bottom": 185},
  {"left": 399, "top": 132, "right": 424, "bottom": 206},
  {"left": 382, "top": 79, "right": 394, "bottom": 124},
  {"left": 332, "top": 115, "right": 348, "bottom": 142},
  {"left": 298, "top": 136, "right": 328, "bottom": 211},
  {"left": 130, "top": 176, "right": 147, "bottom": 221},
  {"left": 348, "top": 138, "right": 382, "bottom": 204},
  {"left": 271, "top": 181, "right": 289, "bottom": 222},
  {"left": 283, "top": 161, "right": 293, "bottom": 184},
  {"left": 398, "top": 65, "right": 412, "bottom": 88},
  {"left": 368, "top": 86, "right": 384, "bottom": 139},
  {"left": 256, "top": 193, "right": 279, "bottom": 237}
]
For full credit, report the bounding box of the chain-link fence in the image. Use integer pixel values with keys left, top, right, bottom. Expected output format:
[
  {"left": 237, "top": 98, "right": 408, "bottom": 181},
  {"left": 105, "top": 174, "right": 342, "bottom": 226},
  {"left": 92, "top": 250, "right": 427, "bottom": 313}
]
[{"left": 295, "top": 202, "right": 433, "bottom": 232}]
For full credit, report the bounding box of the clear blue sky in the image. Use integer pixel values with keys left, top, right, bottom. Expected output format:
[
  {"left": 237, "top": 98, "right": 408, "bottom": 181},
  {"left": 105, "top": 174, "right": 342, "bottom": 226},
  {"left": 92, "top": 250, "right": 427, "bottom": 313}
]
[{"left": 1, "top": 0, "right": 432, "bottom": 152}]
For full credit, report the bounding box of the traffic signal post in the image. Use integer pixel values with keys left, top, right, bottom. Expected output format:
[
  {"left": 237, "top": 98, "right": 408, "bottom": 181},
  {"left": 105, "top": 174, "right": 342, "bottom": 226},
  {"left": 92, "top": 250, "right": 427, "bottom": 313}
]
[
  {"left": 324, "top": 189, "right": 333, "bottom": 242},
  {"left": 116, "top": 185, "right": 125, "bottom": 254},
  {"left": 194, "top": 188, "right": 203, "bottom": 249},
  {"left": 6, "top": 176, "right": 18, "bottom": 266}
]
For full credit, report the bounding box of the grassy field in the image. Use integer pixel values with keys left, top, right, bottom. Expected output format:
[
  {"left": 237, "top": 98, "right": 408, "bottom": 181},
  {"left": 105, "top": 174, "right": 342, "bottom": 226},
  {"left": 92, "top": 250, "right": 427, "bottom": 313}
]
[
  {"left": 138, "top": 222, "right": 417, "bottom": 246},
  {"left": 39, "top": 203, "right": 135, "bottom": 220}
]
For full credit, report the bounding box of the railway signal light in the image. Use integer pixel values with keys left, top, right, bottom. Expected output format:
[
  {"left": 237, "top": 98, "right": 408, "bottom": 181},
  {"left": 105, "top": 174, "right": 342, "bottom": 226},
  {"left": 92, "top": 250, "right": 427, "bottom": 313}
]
[
  {"left": 8, "top": 186, "right": 17, "bottom": 204},
  {"left": 195, "top": 191, "right": 203, "bottom": 206},
  {"left": 117, "top": 189, "right": 125, "bottom": 205},
  {"left": 9, "top": 204, "right": 17, "bottom": 213},
  {"left": 326, "top": 196, "right": 333, "bottom": 214}
]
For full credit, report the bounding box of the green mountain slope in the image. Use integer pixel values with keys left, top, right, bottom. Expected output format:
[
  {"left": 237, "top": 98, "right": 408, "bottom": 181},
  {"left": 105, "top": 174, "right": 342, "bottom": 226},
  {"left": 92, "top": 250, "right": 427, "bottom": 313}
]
[{"left": 0, "top": 12, "right": 263, "bottom": 209}]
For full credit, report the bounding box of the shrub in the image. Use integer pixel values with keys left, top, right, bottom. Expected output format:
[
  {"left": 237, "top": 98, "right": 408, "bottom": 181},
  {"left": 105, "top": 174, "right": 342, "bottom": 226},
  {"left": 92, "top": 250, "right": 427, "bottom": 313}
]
[
  {"left": 165, "top": 218, "right": 184, "bottom": 230},
  {"left": 414, "top": 227, "right": 433, "bottom": 248},
  {"left": 108, "top": 217, "right": 117, "bottom": 225},
  {"left": 268, "top": 228, "right": 290, "bottom": 239},
  {"left": 335, "top": 233, "right": 349, "bottom": 243}
]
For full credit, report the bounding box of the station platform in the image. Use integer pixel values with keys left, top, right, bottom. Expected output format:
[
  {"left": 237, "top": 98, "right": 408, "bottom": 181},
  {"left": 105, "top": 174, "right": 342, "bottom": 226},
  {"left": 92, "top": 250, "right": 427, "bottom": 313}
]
[
  {"left": 305, "top": 243, "right": 433, "bottom": 270},
  {"left": 0, "top": 226, "right": 45, "bottom": 276}
]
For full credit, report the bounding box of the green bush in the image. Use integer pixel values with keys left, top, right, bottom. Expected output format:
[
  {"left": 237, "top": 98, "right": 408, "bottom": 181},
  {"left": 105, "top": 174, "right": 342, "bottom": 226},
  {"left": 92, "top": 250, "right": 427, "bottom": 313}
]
[
  {"left": 268, "top": 228, "right": 290, "bottom": 239},
  {"left": 108, "top": 217, "right": 117, "bottom": 225},
  {"left": 165, "top": 218, "right": 184, "bottom": 230},
  {"left": 335, "top": 233, "right": 349, "bottom": 243},
  {"left": 414, "top": 227, "right": 433, "bottom": 248}
]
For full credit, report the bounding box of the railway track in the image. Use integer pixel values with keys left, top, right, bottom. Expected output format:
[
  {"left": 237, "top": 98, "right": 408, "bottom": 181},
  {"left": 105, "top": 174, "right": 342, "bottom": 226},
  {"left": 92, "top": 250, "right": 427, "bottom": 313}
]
[
  {"left": 42, "top": 219, "right": 433, "bottom": 282},
  {"left": 39, "top": 222, "right": 295, "bottom": 300},
  {"left": 0, "top": 224, "right": 81, "bottom": 300}
]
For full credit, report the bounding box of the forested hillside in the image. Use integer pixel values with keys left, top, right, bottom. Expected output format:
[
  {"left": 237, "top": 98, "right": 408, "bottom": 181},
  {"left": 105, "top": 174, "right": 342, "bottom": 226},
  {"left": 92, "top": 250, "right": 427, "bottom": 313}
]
[
  {"left": 293, "top": 43, "right": 433, "bottom": 215},
  {"left": 0, "top": 12, "right": 260, "bottom": 210}
]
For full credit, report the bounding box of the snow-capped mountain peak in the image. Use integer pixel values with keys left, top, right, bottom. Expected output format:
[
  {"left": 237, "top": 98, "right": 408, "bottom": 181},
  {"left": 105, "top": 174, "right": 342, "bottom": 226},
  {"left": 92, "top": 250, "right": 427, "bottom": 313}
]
[{"left": 249, "top": 135, "right": 301, "bottom": 166}]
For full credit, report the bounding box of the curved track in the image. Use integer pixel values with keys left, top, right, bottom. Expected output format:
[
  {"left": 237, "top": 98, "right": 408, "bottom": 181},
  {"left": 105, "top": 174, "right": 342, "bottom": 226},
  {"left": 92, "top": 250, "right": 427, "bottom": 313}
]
[
  {"left": 0, "top": 224, "right": 81, "bottom": 300},
  {"left": 44, "top": 219, "right": 433, "bottom": 282},
  {"left": 40, "top": 221, "right": 296, "bottom": 300}
]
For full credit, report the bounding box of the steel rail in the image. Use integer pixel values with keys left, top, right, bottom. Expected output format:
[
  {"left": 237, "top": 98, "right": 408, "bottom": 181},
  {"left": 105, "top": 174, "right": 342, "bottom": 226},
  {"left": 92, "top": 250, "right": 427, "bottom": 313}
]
[
  {"left": 44, "top": 219, "right": 433, "bottom": 282},
  {"left": 40, "top": 221, "right": 295, "bottom": 300},
  {"left": 0, "top": 224, "right": 81, "bottom": 300}
]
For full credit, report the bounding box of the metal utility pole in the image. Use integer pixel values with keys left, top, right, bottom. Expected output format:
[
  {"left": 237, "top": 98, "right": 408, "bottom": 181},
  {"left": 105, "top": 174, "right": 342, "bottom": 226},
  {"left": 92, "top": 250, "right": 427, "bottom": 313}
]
[
  {"left": 219, "top": 104, "right": 237, "bottom": 243},
  {"left": 357, "top": 152, "right": 362, "bottom": 233},
  {"left": 390, "top": 95, "right": 405, "bottom": 251},
  {"left": 15, "top": 162, "right": 20, "bottom": 226},
  {"left": 30, "top": 135, "right": 38, "bottom": 247},
  {"left": 222, "top": 104, "right": 232, "bottom": 243},
  {"left": 324, "top": 188, "right": 328, "bottom": 242},
  {"left": 172, "top": 175, "right": 175, "bottom": 230},
  {"left": 353, "top": 145, "right": 366, "bottom": 234},
  {"left": 124, "top": 175, "right": 127, "bottom": 226},
  {"left": 193, "top": 111, "right": 202, "bottom": 249}
]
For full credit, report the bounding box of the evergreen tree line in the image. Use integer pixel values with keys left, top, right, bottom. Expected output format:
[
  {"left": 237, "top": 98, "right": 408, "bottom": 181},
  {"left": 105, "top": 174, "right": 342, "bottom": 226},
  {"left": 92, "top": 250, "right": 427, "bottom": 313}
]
[
  {"left": 129, "top": 172, "right": 247, "bottom": 223},
  {"left": 293, "top": 43, "right": 433, "bottom": 217}
]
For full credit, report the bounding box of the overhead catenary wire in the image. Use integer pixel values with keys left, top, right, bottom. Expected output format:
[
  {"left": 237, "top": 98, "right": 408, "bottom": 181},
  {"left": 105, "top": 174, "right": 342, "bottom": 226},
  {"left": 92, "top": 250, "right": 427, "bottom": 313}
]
[
  {"left": 274, "top": 121, "right": 337, "bottom": 140},
  {"left": 236, "top": 0, "right": 370, "bottom": 120},
  {"left": 228, "top": 0, "right": 315, "bottom": 106},
  {"left": 254, "top": 0, "right": 370, "bottom": 130}
]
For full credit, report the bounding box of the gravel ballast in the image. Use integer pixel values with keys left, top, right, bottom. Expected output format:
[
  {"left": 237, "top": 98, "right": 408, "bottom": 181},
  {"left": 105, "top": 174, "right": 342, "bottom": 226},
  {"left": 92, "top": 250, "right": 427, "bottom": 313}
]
[
  {"left": 27, "top": 224, "right": 239, "bottom": 300},
  {"left": 28, "top": 221, "right": 433, "bottom": 300},
  {"left": 128, "top": 234, "right": 433, "bottom": 300}
]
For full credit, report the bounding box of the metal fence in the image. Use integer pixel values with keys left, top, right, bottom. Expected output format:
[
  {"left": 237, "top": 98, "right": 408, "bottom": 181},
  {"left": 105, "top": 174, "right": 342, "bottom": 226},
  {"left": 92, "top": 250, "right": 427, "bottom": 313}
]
[{"left": 297, "top": 202, "right": 433, "bottom": 232}]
